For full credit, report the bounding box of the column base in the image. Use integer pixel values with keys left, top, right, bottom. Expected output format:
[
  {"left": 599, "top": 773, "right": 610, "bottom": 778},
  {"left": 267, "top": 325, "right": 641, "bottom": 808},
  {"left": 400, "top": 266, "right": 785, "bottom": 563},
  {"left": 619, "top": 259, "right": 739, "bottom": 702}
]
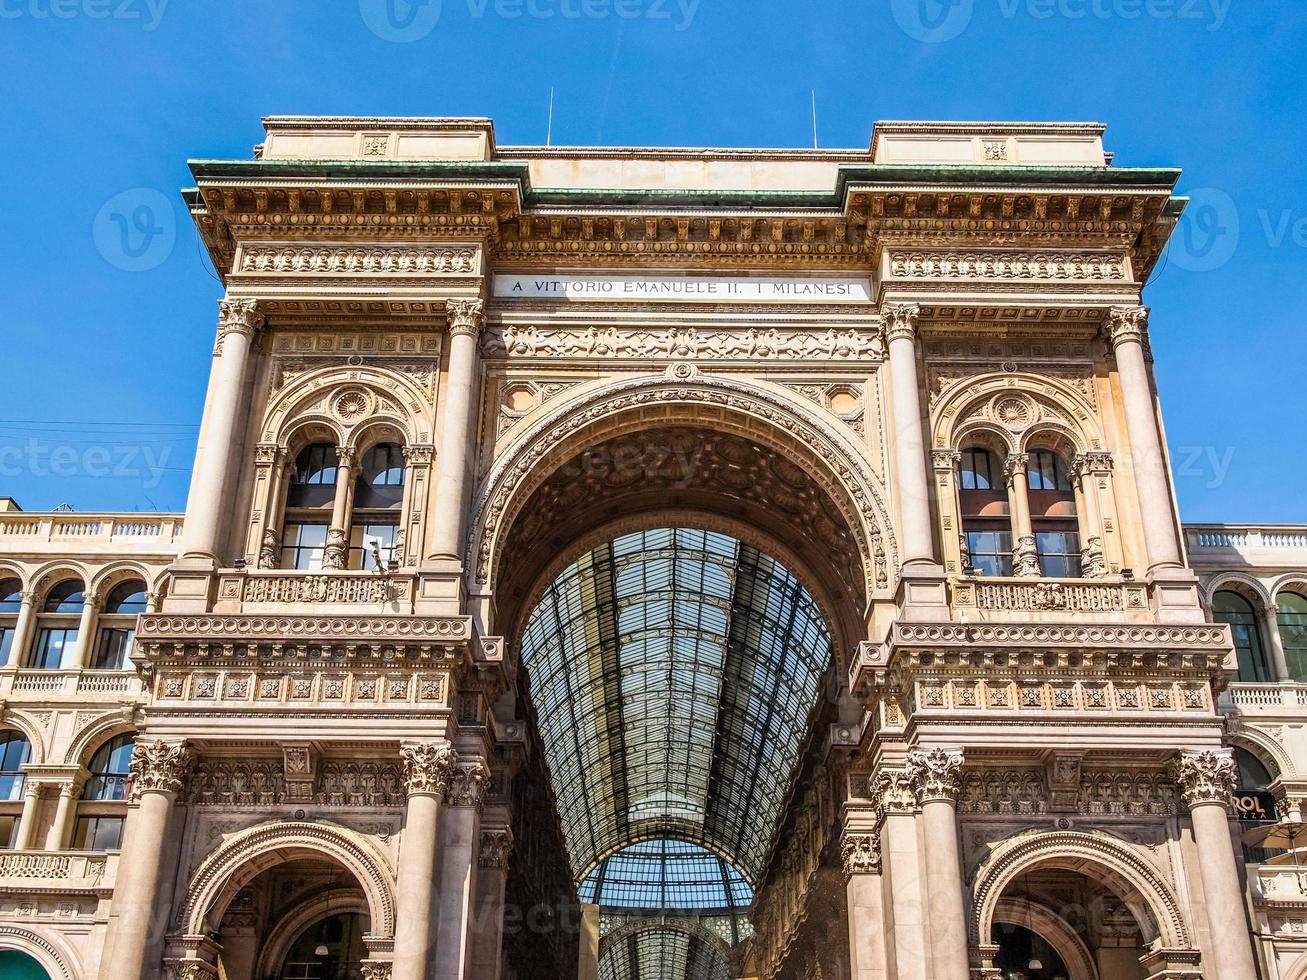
[
  {"left": 1147, "top": 565, "right": 1205, "bottom": 623},
  {"left": 895, "top": 563, "right": 950, "bottom": 621}
]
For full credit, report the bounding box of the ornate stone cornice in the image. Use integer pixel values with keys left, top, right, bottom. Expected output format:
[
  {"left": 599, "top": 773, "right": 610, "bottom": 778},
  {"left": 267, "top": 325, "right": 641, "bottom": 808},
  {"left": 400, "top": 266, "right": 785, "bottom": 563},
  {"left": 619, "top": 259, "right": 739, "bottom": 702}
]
[
  {"left": 870, "top": 766, "right": 917, "bottom": 822},
  {"left": 400, "top": 741, "right": 455, "bottom": 798},
  {"left": 906, "top": 748, "right": 965, "bottom": 805},
  {"left": 479, "top": 829, "right": 514, "bottom": 869},
  {"left": 446, "top": 299, "right": 485, "bottom": 338},
  {"left": 1172, "top": 749, "right": 1237, "bottom": 810},
  {"left": 882, "top": 303, "right": 920, "bottom": 344},
  {"left": 445, "top": 760, "right": 489, "bottom": 808},
  {"left": 129, "top": 739, "right": 195, "bottom": 799},
  {"left": 1105, "top": 305, "right": 1149, "bottom": 348},
  {"left": 839, "top": 831, "right": 881, "bottom": 879}
]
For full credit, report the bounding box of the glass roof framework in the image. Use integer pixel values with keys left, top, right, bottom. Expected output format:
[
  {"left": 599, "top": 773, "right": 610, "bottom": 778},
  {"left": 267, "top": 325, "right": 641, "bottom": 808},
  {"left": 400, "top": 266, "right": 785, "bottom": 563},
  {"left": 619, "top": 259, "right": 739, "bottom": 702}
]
[
  {"left": 579, "top": 840, "right": 753, "bottom": 914},
  {"left": 597, "top": 925, "right": 733, "bottom": 980},
  {"left": 520, "top": 528, "right": 833, "bottom": 885}
]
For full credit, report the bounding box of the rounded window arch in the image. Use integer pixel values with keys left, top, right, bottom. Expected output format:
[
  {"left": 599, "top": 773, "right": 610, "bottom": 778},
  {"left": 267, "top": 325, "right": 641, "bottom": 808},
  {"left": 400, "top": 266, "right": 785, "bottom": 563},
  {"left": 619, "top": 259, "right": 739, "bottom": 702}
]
[
  {"left": 281, "top": 442, "right": 340, "bottom": 570},
  {"left": 1213, "top": 591, "right": 1270, "bottom": 682},
  {"left": 0, "top": 729, "right": 33, "bottom": 848},
  {"left": 278, "top": 911, "right": 368, "bottom": 980},
  {"left": 0, "top": 577, "right": 23, "bottom": 666},
  {"left": 958, "top": 444, "right": 1013, "bottom": 577},
  {"left": 1276, "top": 591, "right": 1307, "bottom": 681},
  {"left": 1025, "top": 445, "right": 1082, "bottom": 578},
  {"left": 349, "top": 441, "right": 407, "bottom": 571},
  {"left": 92, "top": 580, "right": 147, "bottom": 670},
  {"left": 29, "top": 578, "right": 85, "bottom": 670},
  {"left": 72, "top": 733, "right": 134, "bottom": 851}
]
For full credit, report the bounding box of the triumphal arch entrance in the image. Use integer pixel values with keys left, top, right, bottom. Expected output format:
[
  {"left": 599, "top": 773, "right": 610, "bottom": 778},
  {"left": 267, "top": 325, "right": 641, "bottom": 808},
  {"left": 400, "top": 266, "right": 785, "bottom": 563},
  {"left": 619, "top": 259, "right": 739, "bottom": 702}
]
[{"left": 85, "top": 116, "right": 1262, "bottom": 980}]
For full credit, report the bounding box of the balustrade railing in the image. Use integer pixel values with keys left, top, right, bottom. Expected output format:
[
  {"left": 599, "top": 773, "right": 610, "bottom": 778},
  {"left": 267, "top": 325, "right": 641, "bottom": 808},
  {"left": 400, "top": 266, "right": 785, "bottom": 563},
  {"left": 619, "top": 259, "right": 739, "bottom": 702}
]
[
  {"left": 0, "top": 669, "right": 145, "bottom": 699},
  {"left": 1186, "top": 524, "right": 1307, "bottom": 558},
  {"left": 0, "top": 850, "right": 115, "bottom": 889},
  {"left": 0, "top": 513, "right": 182, "bottom": 550}
]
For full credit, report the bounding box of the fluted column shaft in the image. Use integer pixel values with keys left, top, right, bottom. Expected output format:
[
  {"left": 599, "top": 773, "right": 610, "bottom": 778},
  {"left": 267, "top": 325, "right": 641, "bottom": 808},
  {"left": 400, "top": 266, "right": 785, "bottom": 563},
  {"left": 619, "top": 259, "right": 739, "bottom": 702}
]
[
  {"left": 1107, "top": 306, "right": 1182, "bottom": 572},
  {"left": 1174, "top": 750, "right": 1259, "bottom": 980},
  {"left": 179, "top": 299, "right": 262, "bottom": 562},
  {"left": 100, "top": 740, "right": 194, "bottom": 980},
  {"left": 393, "top": 742, "right": 454, "bottom": 980},
  {"left": 907, "top": 749, "right": 969, "bottom": 980},
  {"left": 429, "top": 300, "right": 484, "bottom": 562},
  {"left": 884, "top": 305, "right": 935, "bottom": 567}
]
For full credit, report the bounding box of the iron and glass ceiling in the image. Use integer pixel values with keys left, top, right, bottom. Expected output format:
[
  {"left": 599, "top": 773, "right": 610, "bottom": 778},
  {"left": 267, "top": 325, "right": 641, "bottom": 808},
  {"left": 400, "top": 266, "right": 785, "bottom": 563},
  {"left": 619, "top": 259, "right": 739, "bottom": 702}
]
[
  {"left": 597, "top": 925, "right": 733, "bottom": 980},
  {"left": 519, "top": 527, "right": 833, "bottom": 887}
]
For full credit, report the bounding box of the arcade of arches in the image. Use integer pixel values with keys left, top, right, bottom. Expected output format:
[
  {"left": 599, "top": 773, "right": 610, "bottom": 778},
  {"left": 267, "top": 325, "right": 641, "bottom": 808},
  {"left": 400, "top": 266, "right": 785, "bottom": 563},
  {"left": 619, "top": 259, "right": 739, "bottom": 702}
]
[{"left": 2, "top": 116, "right": 1293, "bottom": 980}]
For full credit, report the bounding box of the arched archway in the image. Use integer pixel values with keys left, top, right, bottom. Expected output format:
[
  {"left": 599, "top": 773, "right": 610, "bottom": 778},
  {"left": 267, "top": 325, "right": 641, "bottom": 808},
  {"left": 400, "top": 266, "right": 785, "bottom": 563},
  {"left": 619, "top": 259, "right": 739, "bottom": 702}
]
[
  {"left": 0, "top": 950, "right": 51, "bottom": 980},
  {"left": 598, "top": 920, "right": 733, "bottom": 980},
  {"left": 0, "top": 926, "right": 79, "bottom": 980}
]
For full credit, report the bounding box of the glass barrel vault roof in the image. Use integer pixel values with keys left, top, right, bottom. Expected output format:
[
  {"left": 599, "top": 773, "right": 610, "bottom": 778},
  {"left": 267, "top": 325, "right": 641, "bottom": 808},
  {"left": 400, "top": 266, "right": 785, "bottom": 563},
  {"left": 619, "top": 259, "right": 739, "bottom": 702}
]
[
  {"left": 519, "top": 527, "right": 833, "bottom": 886},
  {"left": 597, "top": 924, "right": 733, "bottom": 980}
]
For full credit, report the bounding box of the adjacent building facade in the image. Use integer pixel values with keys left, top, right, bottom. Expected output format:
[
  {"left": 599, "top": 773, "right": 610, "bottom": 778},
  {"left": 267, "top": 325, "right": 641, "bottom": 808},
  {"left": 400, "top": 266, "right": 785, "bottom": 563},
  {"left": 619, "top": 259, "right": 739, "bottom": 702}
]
[{"left": 0, "top": 116, "right": 1302, "bottom": 980}]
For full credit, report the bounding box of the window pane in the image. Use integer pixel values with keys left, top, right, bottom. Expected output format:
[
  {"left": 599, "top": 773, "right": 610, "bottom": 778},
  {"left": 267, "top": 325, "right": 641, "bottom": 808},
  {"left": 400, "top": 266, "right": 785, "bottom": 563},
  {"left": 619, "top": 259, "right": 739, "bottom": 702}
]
[
  {"left": 31, "top": 627, "right": 76, "bottom": 669},
  {"left": 93, "top": 628, "right": 134, "bottom": 670},
  {"left": 1214, "top": 592, "right": 1268, "bottom": 682},
  {"left": 43, "top": 581, "right": 85, "bottom": 614},
  {"left": 0, "top": 815, "right": 19, "bottom": 849},
  {"left": 0, "top": 628, "right": 12, "bottom": 665},
  {"left": 0, "top": 732, "right": 30, "bottom": 801},
  {"left": 105, "top": 581, "right": 148, "bottom": 614},
  {"left": 966, "top": 530, "right": 1013, "bottom": 577},
  {"left": 282, "top": 523, "right": 329, "bottom": 571},
  {"left": 0, "top": 579, "right": 22, "bottom": 614},
  {"left": 1035, "top": 530, "right": 1082, "bottom": 578},
  {"left": 1278, "top": 593, "right": 1307, "bottom": 682},
  {"left": 960, "top": 449, "right": 993, "bottom": 491},
  {"left": 349, "top": 523, "right": 399, "bottom": 570},
  {"left": 73, "top": 816, "right": 124, "bottom": 851}
]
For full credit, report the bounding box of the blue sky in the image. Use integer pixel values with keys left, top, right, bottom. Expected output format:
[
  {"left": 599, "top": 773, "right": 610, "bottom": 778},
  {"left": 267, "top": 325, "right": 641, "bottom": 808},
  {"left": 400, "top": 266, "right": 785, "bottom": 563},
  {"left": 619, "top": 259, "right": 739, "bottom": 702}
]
[{"left": 0, "top": 0, "right": 1302, "bottom": 522}]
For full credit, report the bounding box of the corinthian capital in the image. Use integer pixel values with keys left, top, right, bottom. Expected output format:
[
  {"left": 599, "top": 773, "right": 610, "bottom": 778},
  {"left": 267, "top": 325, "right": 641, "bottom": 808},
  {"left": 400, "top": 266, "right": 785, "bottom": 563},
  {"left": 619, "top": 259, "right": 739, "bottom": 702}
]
[
  {"left": 870, "top": 765, "right": 917, "bottom": 821},
  {"left": 839, "top": 831, "right": 881, "bottom": 879},
  {"left": 479, "top": 829, "right": 514, "bottom": 869},
  {"left": 1172, "top": 749, "right": 1237, "bottom": 809},
  {"left": 1106, "top": 305, "right": 1149, "bottom": 348},
  {"left": 445, "top": 759, "right": 489, "bottom": 808},
  {"left": 129, "top": 739, "right": 195, "bottom": 799},
  {"left": 400, "top": 741, "right": 456, "bottom": 797},
  {"left": 445, "top": 299, "right": 486, "bottom": 338},
  {"left": 882, "top": 303, "right": 921, "bottom": 344},
  {"left": 217, "top": 298, "right": 264, "bottom": 342},
  {"left": 906, "top": 747, "right": 965, "bottom": 805}
]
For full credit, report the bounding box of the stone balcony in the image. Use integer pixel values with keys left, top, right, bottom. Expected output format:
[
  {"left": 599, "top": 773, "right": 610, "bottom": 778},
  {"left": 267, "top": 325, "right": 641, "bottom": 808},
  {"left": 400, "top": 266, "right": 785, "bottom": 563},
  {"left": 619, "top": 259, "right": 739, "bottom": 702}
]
[
  {"left": 0, "top": 512, "right": 182, "bottom": 557},
  {"left": 1220, "top": 682, "right": 1307, "bottom": 714},
  {"left": 0, "top": 668, "right": 146, "bottom": 701},
  {"left": 212, "top": 569, "right": 418, "bottom": 614},
  {"left": 949, "top": 576, "right": 1152, "bottom": 623},
  {"left": 0, "top": 849, "right": 118, "bottom": 897},
  {"left": 1186, "top": 524, "right": 1307, "bottom": 569}
]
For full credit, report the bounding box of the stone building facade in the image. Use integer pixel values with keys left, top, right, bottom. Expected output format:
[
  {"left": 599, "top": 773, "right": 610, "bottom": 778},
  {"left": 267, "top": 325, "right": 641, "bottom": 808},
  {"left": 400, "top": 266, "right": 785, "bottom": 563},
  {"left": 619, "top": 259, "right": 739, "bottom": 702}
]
[{"left": 0, "top": 116, "right": 1301, "bottom": 979}]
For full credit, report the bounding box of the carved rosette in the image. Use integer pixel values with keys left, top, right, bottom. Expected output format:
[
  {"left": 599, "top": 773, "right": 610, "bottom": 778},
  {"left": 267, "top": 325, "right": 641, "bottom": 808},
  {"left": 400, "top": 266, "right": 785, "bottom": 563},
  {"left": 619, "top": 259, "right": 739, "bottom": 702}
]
[
  {"left": 839, "top": 832, "right": 881, "bottom": 879},
  {"left": 446, "top": 299, "right": 485, "bottom": 338},
  {"left": 130, "top": 740, "right": 195, "bottom": 799},
  {"left": 400, "top": 741, "right": 456, "bottom": 798},
  {"left": 479, "top": 829, "right": 514, "bottom": 869},
  {"left": 870, "top": 766, "right": 917, "bottom": 821},
  {"left": 906, "top": 748, "right": 965, "bottom": 805},
  {"left": 1106, "top": 305, "right": 1149, "bottom": 349},
  {"left": 882, "top": 303, "right": 920, "bottom": 344},
  {"left": 1013, "top": 535, "right": 1042, "bottom": 578},
  {"left": 215, "top": 298, "right": 264, "bottom": 351},
  {"left": 445, "top": 760, "right": 489, "bottom": 808},
  {"left": 1172, "top": 749, "right": 1237, "bottom": 810}
]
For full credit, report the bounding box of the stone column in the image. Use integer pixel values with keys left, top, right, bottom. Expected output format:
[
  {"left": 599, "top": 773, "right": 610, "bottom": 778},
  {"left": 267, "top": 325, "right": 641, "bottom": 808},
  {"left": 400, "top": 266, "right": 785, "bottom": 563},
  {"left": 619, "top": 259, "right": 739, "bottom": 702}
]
[
  {"left": 872, "top": 765, "right": 928, "bottom": 980},
  {"left": 906, "top": 748, "right": 969, "bottom": 980},
  {"left": 1260, "top": 603, "right": 1292, "bottom": 681},
  {"left": 433, "top": 759, "right": 487, "bottom": 980},
  {"left": 884, "top": 304, "right": 935, "bottom": 568},
  {"left": 392, "top": 741, "right": 455, "bottom": 980},
  {"left": 46, "top": 779, "right": 83, "bottom": 850},
  {"left": 322, "top": 447, "right": 357, "bottom": 570},
  {"left": 1173, "top": 750, "right": 1259, "bottom": 980},
  {"left": 99, "top": 740, "right": 194, "bottom": 980},
  {"left": 842, "top": 826, "right": 889, "bottom": 980},
  {"left": 470, "top": 828, "right": 513, "bottom": 979},
  {"left": 398, "top": 445, "right": 434, "bottom": 568},
  {"left": 5, "top": 590, "right": 36, "bottom": 667},
  {"left": 14, "top": 779, "right": 49, "bottom": 850},
  {"left": 249, "top": 445, "right": 290, "bottom": 569},
  {"left": 69, "top": 590, "right": 101, "bottom": 668},
  {"left": 178, "top": 298, "right": 263, "bottom": 563},
  {"left": 577, "top": 905, "right": 601, "bottom": 980},
  {"left": 1106, "top": 306, "right": 1183, "bottom": 573},
  {"left": 1071, "top": 452, "right": 1111, "bottom": 579},
  {"left": 429, "top": 300, "right": 485, "bottom": 563},
  {"left": 1004, "top": 455, "right": 1040, "bottom": 577}
]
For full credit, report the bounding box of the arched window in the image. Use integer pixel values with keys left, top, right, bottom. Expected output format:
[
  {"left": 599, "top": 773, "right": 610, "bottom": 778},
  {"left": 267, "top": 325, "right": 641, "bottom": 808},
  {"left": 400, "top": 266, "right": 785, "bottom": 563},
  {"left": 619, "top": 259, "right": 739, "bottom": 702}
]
[
  {"left": 1213, "top": 591, "right": 1270, "bottom": 682},
  {"left": 281, "top": 443, "right": 339, "bottom": 570},
  {"left": 1026, "top": 449, "right": 1081, "bottom": 578},
  {"left": 959, "top": 447, "right": 1012, "bottom": 577},
  {"left": 30, "top": 579, "right": 84, "bottom": 670},
  {"left": 93, "top": 580, "right": 147, "bottom": 670},
  {"left": 0, "top": 578, "right": 21, "bottom": 666},
  {"left": 1277, "top": 592, "right": 1307, "bottom": 682},
  {"left": 0, "top": 730, "right": 32, "bottom": 849},
  {"left": 349, "top": 442, "right": 406, "bottom": 570},
  {"left": 280, "top": 912, "right": 367, "bottom": 979},
  {"left": 74, "top": 734, "right": 134, "bottom": 851}
]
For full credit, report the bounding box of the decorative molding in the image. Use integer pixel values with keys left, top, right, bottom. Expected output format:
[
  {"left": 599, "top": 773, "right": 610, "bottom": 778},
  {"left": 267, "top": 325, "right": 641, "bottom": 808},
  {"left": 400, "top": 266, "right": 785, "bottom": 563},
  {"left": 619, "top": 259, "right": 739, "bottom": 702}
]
[
  {"left": 839, "top": 831, "right": 881, "bottom": 879},
  {"left": 482, "top": 324, "right": 885, "bottom": 361},
  {"left": 316, "top": 761, "right": 405, "bottom": 807},
  {"left": 186, "top": 760, "right": 284, "bottom": 806},
  {"left": 236, "top": 244, "right": 476, "bottom": 276},
  {"left": 882, "top": 303, "right": 920, "bottom": 344},
  {"left": 236, "top": 573, "right": 413, "bottom": 605},
  {"left": 215, "top": 298, "right": 263, "bottom": 350},
  {"left": 1172, "top": 749, "right": 1237, "bottom": 810},
  {"left": 446, "top": 299, "right": 485, "bottom": 338},
  {"left": 130, "top": 740, "right": 195, "bottom": 799},
  {"left": 951, "top": 579, "right": 1146, "bottom": 613},
  {"left": 400, "top": 741, "right": 455, "bottom": 798},
  {"left": 906, "top": 747, "right": 965, "bottom": 805},
  {"left": 1106, "top": 305, "right": 1149, "bottom": 348},
  {"left": 445, "top": 760, "right": 489, "bottom": 808},
  {"left": 360, "top": 964, "right": 393, "bottom": 980},
  {"left": 479, "top": 829, "right": 514, "bottom": 869},
  {"left": 870, "top": 766, "right": 917, "bottom": 821},
  {"left": 888, "top": 250, "right": 1128, "bottom": 283}
]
